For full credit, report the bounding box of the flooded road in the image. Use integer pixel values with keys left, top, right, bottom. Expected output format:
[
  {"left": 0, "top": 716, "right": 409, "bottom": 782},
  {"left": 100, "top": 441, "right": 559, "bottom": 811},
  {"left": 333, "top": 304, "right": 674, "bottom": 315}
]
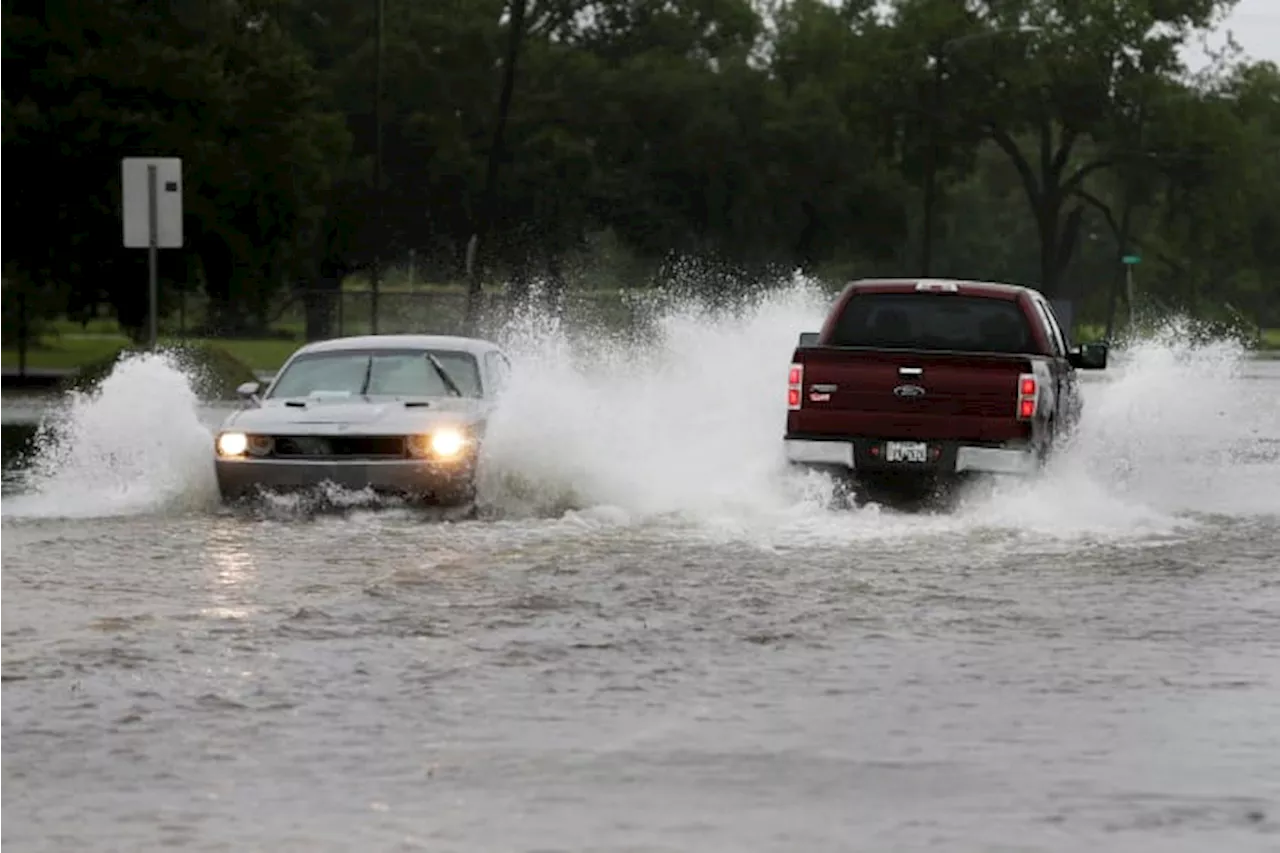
[{"left": 4, "top": 290, "right": 1280, "bottom": 852}]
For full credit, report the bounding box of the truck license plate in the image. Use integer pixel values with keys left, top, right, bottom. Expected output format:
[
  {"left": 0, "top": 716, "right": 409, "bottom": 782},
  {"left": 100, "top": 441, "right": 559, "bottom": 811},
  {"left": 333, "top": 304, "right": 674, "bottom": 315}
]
[{"left": 885, "top": 441, "right": 928, "bottom": 463}]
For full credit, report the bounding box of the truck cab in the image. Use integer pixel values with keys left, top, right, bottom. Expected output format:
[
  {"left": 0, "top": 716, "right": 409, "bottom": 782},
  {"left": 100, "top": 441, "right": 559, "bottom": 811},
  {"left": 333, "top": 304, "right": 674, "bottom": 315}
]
[{"left": 784, "top": 278, "right": 1108, "bottom": 500}]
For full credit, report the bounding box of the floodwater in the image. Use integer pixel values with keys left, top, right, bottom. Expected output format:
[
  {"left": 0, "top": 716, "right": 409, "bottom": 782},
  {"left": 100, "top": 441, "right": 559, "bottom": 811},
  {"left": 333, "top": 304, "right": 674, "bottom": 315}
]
[{"left": 3, "top": 285, "right": 1279, "bottom": 852}]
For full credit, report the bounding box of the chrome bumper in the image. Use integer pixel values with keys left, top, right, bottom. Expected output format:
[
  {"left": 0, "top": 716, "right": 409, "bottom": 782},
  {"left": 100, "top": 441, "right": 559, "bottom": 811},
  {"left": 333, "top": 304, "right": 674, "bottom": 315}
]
[
  {"left": 784, "top": 439, "right": 855, "bottom": 468},
  {"left": 214, "top": 456, "right": 473, "bottom": 499},
  {"left": 784, "top": 438, "right": 1039, "bottom": 476},
  {"left": 953, "top": 445, "right": 1040, "bottom": 475}
]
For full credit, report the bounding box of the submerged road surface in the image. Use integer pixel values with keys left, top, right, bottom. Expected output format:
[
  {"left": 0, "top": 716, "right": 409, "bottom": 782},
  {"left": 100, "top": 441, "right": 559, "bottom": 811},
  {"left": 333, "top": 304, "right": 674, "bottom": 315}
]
[{"left": 4, "top": 297, "right": 1280, "bottom": 852}]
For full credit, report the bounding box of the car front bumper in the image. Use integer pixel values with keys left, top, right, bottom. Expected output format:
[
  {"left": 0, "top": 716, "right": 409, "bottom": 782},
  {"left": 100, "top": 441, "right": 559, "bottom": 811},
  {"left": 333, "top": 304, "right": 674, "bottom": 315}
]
[
  {"left": 784, "top": 437, "right": 1040, "bottom": 477},
  {"left": 214, "top": 456, "right": 475, "bottom": 501}
]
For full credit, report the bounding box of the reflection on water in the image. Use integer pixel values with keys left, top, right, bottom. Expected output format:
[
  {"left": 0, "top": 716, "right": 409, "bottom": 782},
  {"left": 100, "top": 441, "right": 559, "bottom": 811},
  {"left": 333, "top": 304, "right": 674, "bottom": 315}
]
[
  {"left": 202, "top": 523, "right": 261, "bottom": 621},
  {"left": 1, "top": 422, "right": 39, "bottom": 476},
  {"left": 0, "top": 420, "right": 36, "bottom": 458}
]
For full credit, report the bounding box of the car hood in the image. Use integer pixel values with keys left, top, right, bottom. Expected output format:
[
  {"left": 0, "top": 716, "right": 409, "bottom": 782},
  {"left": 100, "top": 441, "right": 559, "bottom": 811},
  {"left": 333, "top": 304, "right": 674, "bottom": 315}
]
[{"left": 218, "top": 396, "right": 490, "bottom": 436}]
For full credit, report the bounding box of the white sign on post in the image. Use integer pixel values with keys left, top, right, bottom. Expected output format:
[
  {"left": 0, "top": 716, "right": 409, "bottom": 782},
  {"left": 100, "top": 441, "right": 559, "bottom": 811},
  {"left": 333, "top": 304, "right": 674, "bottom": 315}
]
[
  {"left": 122, "top": 157, "right": 183, "bottom": 349},
  {"left": 123, "top": 157, "right": 183, "bottom": 248}
]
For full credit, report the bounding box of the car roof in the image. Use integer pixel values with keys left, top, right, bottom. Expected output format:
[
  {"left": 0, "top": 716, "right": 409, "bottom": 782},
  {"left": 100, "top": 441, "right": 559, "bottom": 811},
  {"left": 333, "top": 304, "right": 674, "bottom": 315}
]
[
  {"left": 842, "top": 278, "right": 1036, "bottom": 300},
  {"left": 292, "top": 334, "right": 504, "bottom": 357}
]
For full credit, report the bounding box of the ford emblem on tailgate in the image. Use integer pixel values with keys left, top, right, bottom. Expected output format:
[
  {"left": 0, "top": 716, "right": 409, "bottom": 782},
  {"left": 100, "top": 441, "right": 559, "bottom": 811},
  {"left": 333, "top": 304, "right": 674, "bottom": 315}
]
[{"left": 893, "top": 384, "right": 927, "bottom": 398}]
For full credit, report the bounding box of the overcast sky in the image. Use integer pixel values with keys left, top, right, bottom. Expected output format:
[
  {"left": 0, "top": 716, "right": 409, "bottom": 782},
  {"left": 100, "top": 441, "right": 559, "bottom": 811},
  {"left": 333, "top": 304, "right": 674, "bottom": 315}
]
[{"left": 1184, "top": 0, "right": 1280, "bottom": 69}]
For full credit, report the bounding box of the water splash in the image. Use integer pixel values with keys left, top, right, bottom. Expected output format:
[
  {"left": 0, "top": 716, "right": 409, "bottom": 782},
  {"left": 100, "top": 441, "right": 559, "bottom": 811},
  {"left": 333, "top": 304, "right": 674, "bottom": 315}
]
[
  {"left": 479, "top": 283, "right": 1280, "bottom": 543},
  {"left": 1051, "top": 319, "right": 1280, "bottom": 518},
  {"left": 3, "top": 282, "right": 1275, "bottom": 535},
  {"left": 478, "top": 277, "right": 834, "bottom": 521},
  {"left": 2, "top": 352, "right": 219, "bottom": 519}
]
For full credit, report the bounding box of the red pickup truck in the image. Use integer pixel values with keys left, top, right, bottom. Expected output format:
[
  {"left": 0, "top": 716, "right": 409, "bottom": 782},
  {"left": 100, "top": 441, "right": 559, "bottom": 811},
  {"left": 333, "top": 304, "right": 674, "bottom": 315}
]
[{"left": 784, "top": 278, "right": 1108, "bottom": 502}]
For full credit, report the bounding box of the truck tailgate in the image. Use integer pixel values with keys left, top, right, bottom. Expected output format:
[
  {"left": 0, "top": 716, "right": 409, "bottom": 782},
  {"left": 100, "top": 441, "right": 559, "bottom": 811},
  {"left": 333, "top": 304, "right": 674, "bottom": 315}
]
[{"left": 788, "top": 348, "right": 1035, "bottom": 442}]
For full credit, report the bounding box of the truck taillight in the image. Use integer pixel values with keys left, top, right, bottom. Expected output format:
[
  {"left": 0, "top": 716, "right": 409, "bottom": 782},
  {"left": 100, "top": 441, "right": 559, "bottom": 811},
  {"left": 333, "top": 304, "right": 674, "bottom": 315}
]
[
  {"left": 1016, "top": 373, "right": 1037, "bottom": 420},
  {"left": 788, "top": 363, "right": 803, "bottom": 410}
]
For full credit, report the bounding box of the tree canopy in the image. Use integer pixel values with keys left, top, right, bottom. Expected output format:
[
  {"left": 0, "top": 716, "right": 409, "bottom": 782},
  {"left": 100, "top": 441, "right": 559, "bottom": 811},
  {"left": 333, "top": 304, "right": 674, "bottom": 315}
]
[{"left": 4, "top": 0, "right": 1276, "bottom": 339}]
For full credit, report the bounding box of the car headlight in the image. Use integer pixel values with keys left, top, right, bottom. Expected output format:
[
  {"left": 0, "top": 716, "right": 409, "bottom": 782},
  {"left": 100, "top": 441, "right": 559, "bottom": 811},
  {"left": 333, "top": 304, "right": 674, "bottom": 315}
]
[
  {"left": 216, "top": 431, "right": 248, "bottom": 457},
  {"left": 430, "top": 427, "right": 467, "bottom": 458},
  {"left": 408, "top": 426, "right": 471, "bottom": 460}
]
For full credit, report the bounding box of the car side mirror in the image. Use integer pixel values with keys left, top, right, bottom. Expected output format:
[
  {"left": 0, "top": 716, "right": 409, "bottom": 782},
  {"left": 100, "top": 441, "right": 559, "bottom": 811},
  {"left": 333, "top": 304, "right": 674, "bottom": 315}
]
[
  {"left": 797, "top": 331, "right": 819, "bottom": 347},
  {"left": 236, "top": 381, "right": 262, "bottom": 403},
  {"left": 1067, "top": 342, "right": 1108, "bottom": 370}
]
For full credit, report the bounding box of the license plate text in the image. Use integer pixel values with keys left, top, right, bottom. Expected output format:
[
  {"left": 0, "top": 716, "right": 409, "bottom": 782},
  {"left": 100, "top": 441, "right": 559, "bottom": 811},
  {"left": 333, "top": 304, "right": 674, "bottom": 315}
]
[{"left": 885, "top": 441, "right": 928, "bottom": 463}]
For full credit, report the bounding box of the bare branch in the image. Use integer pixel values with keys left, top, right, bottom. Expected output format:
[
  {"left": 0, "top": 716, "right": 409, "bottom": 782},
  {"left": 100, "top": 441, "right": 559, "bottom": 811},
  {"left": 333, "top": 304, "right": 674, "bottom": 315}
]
[
  {"left": 1051, "top": 126, "right": 1079, "bottom": 177},
  {"left": 1038, "top": 116, "right": 1051, "bottom": 178},
  {"left": 1055, "top": 204, "right": 1085, "bottom": 273},
  {"left": 1073, "top": 188, "right": 1120, "bottom": 240},
  {"left": 986, "top": 123, "right": 1042, "bottom": 211},
  {"left": 1060, "top": 158, "right": 1112, "bottom": 195}
]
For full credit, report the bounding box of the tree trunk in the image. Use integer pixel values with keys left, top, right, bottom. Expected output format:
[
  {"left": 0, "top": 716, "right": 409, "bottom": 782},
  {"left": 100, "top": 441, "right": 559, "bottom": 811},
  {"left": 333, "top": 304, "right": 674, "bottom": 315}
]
[
  {"left": 303, "top": 272, "right": 344, "bottom": 341},
  {"left": 989, "top": 125, "right": 1103, "bottom": 299},
  {"left": 198, "top": 238, "right": 249, "bottom": 337},
  {"left": 464, "top": 0, "right": 529, "bottom": 334}
]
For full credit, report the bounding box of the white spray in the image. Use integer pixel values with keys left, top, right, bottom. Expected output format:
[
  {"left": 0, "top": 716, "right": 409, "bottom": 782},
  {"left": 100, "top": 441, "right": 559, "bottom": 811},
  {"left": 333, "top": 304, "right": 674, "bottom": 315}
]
[
  {"left": 3, "top": 352, "right": 220, "bottom": 518},
  {"left": 4, "top": 282, "right": 1276, "bottom": 539}
]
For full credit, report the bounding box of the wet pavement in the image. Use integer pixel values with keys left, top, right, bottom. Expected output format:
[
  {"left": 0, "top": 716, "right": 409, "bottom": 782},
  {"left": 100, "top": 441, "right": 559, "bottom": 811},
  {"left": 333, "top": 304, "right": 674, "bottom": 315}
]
[
  {"left": 3, "top": 507, "right": 1279, "bottom": 852},
  {"left": 3, "top": 310, "right": 1279, "bottom": 852}
]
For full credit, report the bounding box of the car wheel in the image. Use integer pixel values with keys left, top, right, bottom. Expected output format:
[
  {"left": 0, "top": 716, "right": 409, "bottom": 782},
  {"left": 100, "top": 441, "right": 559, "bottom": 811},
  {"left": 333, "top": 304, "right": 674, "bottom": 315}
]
[
  {"left": 218, "top": 487, "right": 247, "bottom": 504},
  {"left": 432, "top": 477, "right": 477, "bottom": 508}
]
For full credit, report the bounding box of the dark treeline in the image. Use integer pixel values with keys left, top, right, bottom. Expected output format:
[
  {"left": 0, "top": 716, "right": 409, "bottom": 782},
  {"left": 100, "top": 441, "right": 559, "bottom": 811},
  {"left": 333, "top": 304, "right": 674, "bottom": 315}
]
[{"left": 4, "top": 0, "right": 1278, "bottom": 341}]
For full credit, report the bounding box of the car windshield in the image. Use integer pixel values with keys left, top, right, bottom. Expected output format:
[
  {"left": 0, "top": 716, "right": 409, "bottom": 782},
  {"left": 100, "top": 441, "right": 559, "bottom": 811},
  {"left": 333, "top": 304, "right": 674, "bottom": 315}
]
[
  {"left": 266, "top": 349, "right": 484, "bottom": 399},
  {"left": 830, "top": 294, "right": 1036, "bottom": 354}
]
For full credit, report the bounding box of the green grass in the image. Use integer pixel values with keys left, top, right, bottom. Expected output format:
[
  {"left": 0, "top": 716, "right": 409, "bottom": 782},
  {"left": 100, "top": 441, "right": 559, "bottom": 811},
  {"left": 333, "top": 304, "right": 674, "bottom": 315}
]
[
  {"left": 7, "top": 309, "right": 1278, "bottom": 374},
  {"left": 1075, "top": 323, "right": 1106, "bottom": 342},
  {"left": 62, "top": 342, "right": 262, "bottom": 400},
  {"left": 3, "top": 333, "right": 301, "bottom": 372},
  {"left": 337, "top": 276, "right": 632, "bottom": 296},
  {"left": 1074, "top": 322, "right": 1280, "bottom": 350}
]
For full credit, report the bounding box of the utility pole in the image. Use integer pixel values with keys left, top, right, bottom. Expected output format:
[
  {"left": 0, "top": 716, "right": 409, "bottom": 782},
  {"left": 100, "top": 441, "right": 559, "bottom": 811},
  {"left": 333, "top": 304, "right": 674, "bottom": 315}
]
[
  {"left": 1123, "top": 254, "right": 1140, "bottom": 330},
  {"left": 920, "top": 54, "right": 943, "bottom": 276},
  {"left": 371, "top": 0, "right": 385, "bottom": 334},
  {"left": 464, "top": 0, "right": 528, "bottom": 334},
  {"left": 17, "top": 288, "right": 28, "bottom": 377},
  {"left": 1103, "top": 196, "right": 1135, "bottom": 342}
]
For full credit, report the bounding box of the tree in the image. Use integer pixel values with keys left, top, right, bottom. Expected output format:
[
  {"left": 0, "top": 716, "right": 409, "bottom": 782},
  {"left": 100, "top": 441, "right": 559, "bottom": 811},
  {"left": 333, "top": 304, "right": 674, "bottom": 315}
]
[
  {"left": 910, "top": 0, "right": 1237, "bottom": 298},
  {"left": 2, "top": 0, "right": 347, "bottom": 338}
]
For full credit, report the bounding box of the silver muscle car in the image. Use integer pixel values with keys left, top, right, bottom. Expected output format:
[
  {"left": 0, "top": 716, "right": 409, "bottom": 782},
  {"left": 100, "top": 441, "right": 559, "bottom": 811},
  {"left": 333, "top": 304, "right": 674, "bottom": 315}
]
[{"left": 212, "top": 334, "right": 511, "bottom": 505}]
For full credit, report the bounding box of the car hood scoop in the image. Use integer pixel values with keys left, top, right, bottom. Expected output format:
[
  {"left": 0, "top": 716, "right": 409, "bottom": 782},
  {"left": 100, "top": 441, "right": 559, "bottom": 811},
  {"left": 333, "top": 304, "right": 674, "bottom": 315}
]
[
  {"left": 257, "top": 395, "right": 478, "bottom": 424},
  {"left": 268, "top": 400, "right": 392, "bottom": 424}
]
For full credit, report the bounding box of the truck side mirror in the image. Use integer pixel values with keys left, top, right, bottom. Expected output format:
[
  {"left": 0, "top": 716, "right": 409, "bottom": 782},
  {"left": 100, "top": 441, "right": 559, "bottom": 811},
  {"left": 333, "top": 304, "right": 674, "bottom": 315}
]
[
  {"left": 797, "top": 332, "right": 819, "bottom": 347},
  {"left": 1067, "top": 342, "right": 1108, "bottom": 370}
]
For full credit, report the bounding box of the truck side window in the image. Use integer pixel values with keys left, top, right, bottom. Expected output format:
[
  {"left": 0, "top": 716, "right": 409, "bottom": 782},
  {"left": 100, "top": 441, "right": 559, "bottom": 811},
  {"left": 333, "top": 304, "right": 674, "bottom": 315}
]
[
  {"left": 1049, "top": 304, "right": 1070, "bottom": 351},
  {"left": 1034, "top": 298, "right": 1068, "bottom": 356}
]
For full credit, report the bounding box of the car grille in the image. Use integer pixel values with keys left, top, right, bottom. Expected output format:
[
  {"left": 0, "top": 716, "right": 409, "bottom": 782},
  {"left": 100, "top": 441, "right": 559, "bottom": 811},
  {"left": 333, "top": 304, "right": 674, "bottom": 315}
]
[{"left": 264, "top": 435, "right": 408, "bottom": 459}]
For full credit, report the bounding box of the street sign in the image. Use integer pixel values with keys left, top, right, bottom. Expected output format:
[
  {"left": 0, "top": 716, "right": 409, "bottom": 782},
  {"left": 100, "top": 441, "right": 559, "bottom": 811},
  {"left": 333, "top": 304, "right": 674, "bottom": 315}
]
[
  {"left": 122, "top": 157, "right": 183, "bottom": 350},
  {"left": 1121, "top": 254, "right": 1141, "bottom": 265},
  {"left": 123, "top": 157, "right": 183, "bottom": 248}
]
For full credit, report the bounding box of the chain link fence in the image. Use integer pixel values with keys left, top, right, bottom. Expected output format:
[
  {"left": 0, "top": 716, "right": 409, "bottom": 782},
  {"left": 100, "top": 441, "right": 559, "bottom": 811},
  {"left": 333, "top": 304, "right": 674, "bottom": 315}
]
[{"left": 282, "top": 288, "right": 651, "bottom": 340}]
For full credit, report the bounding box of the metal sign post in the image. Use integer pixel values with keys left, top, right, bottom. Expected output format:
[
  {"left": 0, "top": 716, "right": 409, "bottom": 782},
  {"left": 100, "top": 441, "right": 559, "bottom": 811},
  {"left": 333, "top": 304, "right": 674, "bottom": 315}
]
[
  {"left": 1122, "top": 254, "right": 1141, "bottom": 330},
  {"left": 123, "top": 157, "right": 183, "bottom": 349}
]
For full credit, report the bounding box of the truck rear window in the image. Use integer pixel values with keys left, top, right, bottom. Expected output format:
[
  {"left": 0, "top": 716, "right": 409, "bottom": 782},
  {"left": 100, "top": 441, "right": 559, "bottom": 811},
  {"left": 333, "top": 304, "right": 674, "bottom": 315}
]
[{"left": 829, "top": 294, "right": 1035, "bottom": 354}]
